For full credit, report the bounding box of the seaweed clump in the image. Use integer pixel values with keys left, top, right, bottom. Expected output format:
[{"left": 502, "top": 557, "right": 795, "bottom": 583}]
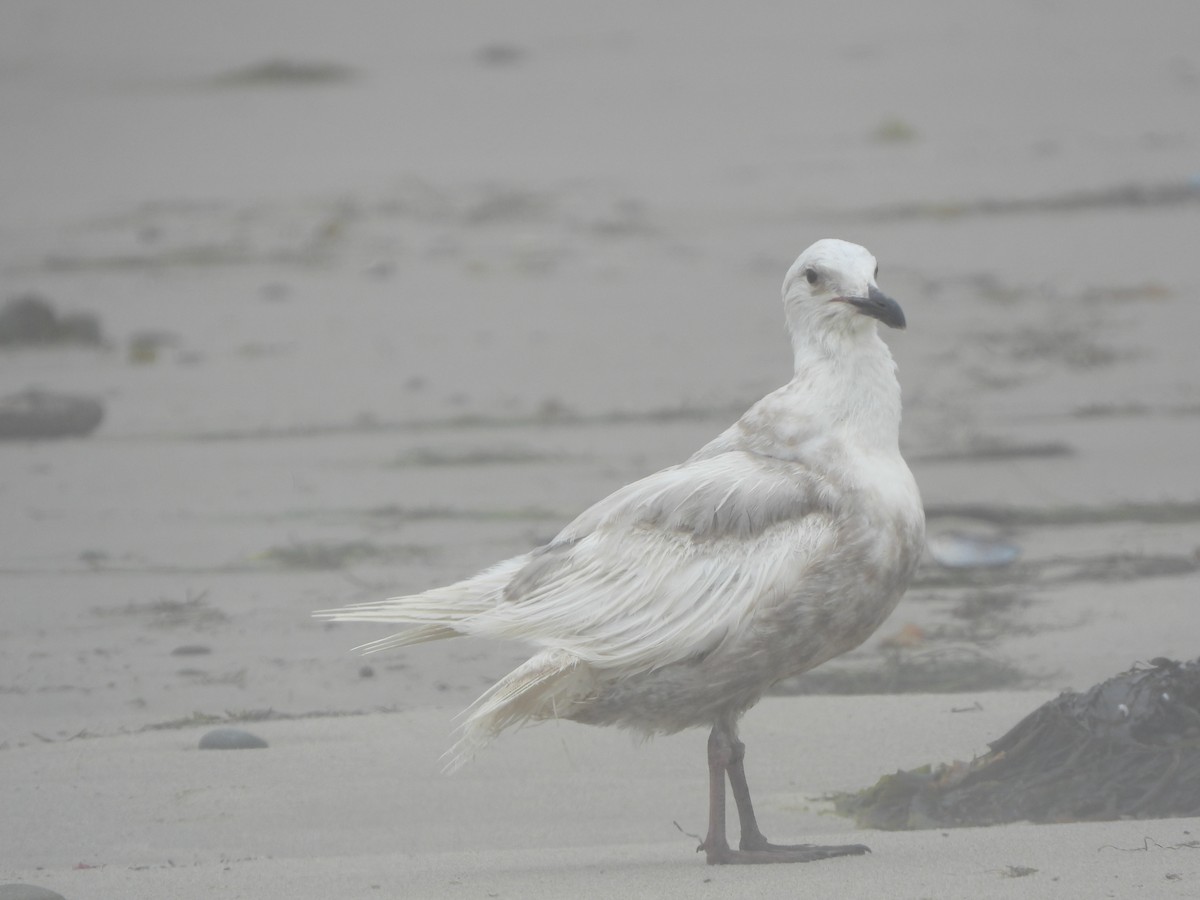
[{"left": 835, "top": 658, "right": 1200, "bottom": 829}]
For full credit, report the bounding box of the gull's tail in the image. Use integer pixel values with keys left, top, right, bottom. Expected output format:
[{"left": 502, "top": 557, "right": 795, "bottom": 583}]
[
  {"left": 315, "top": 551, "right": 593, "bottom": 771},
  {"left": 313, "top": 554, "right": 530, "bottom": 653},
  {"left": 443, "top": 648, "right": 593, "bottom": 772}
]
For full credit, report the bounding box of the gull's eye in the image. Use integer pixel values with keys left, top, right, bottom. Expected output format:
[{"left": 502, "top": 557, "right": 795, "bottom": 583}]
[
  {"left": 804, "top": 268, "right": 819, "bottom": 286},
  {"left": 874, "top": 265, "right": 880, "bottom": 279}
]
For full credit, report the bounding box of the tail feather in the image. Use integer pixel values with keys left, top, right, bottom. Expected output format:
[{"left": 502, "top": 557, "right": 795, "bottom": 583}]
[
  {"left": 313, "top": 551, "right": 589, "bottom": 773},
  {"left": 352, "top": 624, "right": 463, "bottom": 654},
  {"left": 313, "top": 554, "right": 531, "bottom": 646},
  {"left": 442, "top": 649, "right": 592, "bottom": 773}
]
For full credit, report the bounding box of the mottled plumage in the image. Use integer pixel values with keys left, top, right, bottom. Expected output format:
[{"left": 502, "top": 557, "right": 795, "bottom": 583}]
[{"left": 317, "top": 238, "right": 924, "bottom": 864}]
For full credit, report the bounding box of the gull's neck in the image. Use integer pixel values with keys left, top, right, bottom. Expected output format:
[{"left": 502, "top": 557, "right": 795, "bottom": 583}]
[{"left": 787, "top": 324, "right": 903, "bottom": 452}]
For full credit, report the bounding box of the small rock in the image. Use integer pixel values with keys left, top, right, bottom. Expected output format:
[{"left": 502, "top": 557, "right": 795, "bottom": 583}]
[
  {"left": 359, "top": 665, "right": 375, "bottom": 679},
  {"left": 0, "top": 885, "right": 68, "bottom": 900},
  {"left": 364, "top": 260, "right": 395, "bottom": 280},
  {"left": 79, "top": 550, "right": 108, "bottom": 568},
  {"left": 0, "top": 390, "right": 104, "bottom": 440},
  {"left": 210, "top": 59, "right": 356, "bottom": 88},
  {"left": 475, "top": 43, "right": 526, "bottom": 67},
  {"left": 170, "top": 644, "right": 212, "bottom": 657},
  {"left": 198, "top": 728, "right": 268, "bottom": 750}
]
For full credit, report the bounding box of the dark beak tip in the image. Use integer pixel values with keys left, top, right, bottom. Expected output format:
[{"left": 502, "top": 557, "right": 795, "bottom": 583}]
[{"left": 852, "top": 286, "right": 906, "bottom": 330}]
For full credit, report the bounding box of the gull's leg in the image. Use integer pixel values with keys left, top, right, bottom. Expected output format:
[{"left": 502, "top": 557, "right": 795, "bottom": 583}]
[
  {"left": 701, "top": 721, "right": 870, "bottom": 865},
  {"left": 727, "top": 733, "right": 775, "bottom": 849},
  {"left": 727, "top": 735, "right": 870, "bottom": 859},
  {"left": 700, "top": 725, "right": 734, "bottom": 864}
]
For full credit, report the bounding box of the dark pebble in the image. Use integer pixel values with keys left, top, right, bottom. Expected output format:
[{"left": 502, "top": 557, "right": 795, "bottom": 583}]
[
  {"left": 198, "top": 728, "right": 268, "bottom": 750},
  {"left": 359, "top": 665, "right": 375, "bottom": 678},
  {"left": 171, "top": 644, "right": 212, "bottom": 656},
  {"left": 475, "top": 43, "right": 525, "bottom": 67},
  {"left": 0, "top": 886, "right": 68, "bottom": 900},
  {"left": 210, "top": 60, "right": 356, "bottom": 87},
  {"left": 0, "top": 390, "right": 104, "bottom": 440}
]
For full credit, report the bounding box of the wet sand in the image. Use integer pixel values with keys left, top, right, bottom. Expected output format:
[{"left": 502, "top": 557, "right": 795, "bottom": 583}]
[{"left": 2, "top": 1, "right": 1199, "bottom": 896}]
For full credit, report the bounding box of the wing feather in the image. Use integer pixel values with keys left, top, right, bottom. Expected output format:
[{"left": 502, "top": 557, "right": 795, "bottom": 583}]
[{"left": 459, "top": 451, "right": 843, "bottom": 674}]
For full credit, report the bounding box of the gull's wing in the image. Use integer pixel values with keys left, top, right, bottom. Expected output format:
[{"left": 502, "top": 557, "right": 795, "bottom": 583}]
[{"left": 463, "top": 449, "right": 848, "bottom": 675}]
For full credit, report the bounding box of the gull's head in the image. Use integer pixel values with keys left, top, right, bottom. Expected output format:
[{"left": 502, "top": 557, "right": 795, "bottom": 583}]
[{"left": 782, "top": 239, "right": 905, "bottom": 336}]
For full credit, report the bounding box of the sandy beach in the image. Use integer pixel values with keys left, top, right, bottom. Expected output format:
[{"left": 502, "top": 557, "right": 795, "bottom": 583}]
[{"left": 2, "top": 1, "right": 1200, "bottom": 896}]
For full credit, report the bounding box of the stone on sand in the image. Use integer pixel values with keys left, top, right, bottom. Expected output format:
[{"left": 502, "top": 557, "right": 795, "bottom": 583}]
[{"left": 198, "top": 728, "right": 268, "bottom": 750}]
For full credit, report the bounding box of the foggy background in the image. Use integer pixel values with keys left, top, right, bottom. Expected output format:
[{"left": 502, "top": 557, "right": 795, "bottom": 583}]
[{"left": 2, "top": 1, "right": 1199, "bottom": 893}]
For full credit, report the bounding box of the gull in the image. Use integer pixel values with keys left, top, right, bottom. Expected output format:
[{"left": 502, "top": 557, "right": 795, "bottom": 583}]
[{"left": 316, "top": 239, "right": 925, "bottom": 865}]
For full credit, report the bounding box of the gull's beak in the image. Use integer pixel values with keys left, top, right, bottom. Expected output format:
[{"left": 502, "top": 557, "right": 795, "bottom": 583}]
[{"left": 840, "top": 285, "right": 906, "bottom": 330}]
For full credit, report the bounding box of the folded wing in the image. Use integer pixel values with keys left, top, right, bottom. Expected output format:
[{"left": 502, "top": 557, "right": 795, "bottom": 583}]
[{"left": 463, "top": 451, "right": 843, "bottom": 675}]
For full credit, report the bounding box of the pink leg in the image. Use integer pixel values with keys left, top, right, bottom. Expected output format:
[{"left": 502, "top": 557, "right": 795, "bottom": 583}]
[{"left": 700, "top": 723, "right": 870, "bottom": 865}]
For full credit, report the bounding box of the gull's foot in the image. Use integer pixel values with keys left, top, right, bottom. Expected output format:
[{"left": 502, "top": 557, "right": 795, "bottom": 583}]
[{"left": 704, "top": 838, "right": 870, "bottom": 866}]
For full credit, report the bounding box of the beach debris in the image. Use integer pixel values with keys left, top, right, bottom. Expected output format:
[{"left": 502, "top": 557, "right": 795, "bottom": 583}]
[
  {"left": 872, "top": 117, "right": 918, "bottom": 143},
  {"left": 0, "top": 886, "right": 68, "bottom": 900},
  {"left": 1099, "top": 836, "right": 1200, "bottom": 853},
  {"left": 926, "top": 531, "right": 1019, "bottom": 568},
  {"left": 92, "top": 591, "right": 227, "bottom": 630},
  {"left": 198, "top": 728, "right": 268, "bottom": 750},
  {"left": 0, "top": 294, "right": 102, "bottom": 346},
  {"left": 127, "top": 331, "right": 178, "bottom": 365},
  {"left": 170, "top": 644, "right": 212, "bottom": 657},
  {"left": 209, "top": 59, "right": 356, "bottom": 88},
  {"left": 834, "top": 657, "right": 1200, "bottom": 829},
  {"left": 261, "top": 540, "right": 390, "bottom": 570},
  {"left": 79, "top": 550, "right": 108, "bottom": 568},
  {"left": 1000, "top": 866, "right": 1038, "bottom": 878},
  {"left": 879, "top": 623, "right": 927, "bottom": 650},
  {"left": 475, "top": 43, "right": 526, "bottom": 67},
  {"left": 0, "top": 390, "right": 104, "bottom": 440}
]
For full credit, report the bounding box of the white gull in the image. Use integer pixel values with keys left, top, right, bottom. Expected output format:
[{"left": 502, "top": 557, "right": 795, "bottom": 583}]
[{"left": 316, "top": 238, "right": 925, "bottom": 864}]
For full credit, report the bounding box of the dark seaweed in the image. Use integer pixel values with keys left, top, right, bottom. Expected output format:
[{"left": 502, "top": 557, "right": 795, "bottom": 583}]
[{"left": 835, "top": 658, "right": 1200, "bottom": 828}]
